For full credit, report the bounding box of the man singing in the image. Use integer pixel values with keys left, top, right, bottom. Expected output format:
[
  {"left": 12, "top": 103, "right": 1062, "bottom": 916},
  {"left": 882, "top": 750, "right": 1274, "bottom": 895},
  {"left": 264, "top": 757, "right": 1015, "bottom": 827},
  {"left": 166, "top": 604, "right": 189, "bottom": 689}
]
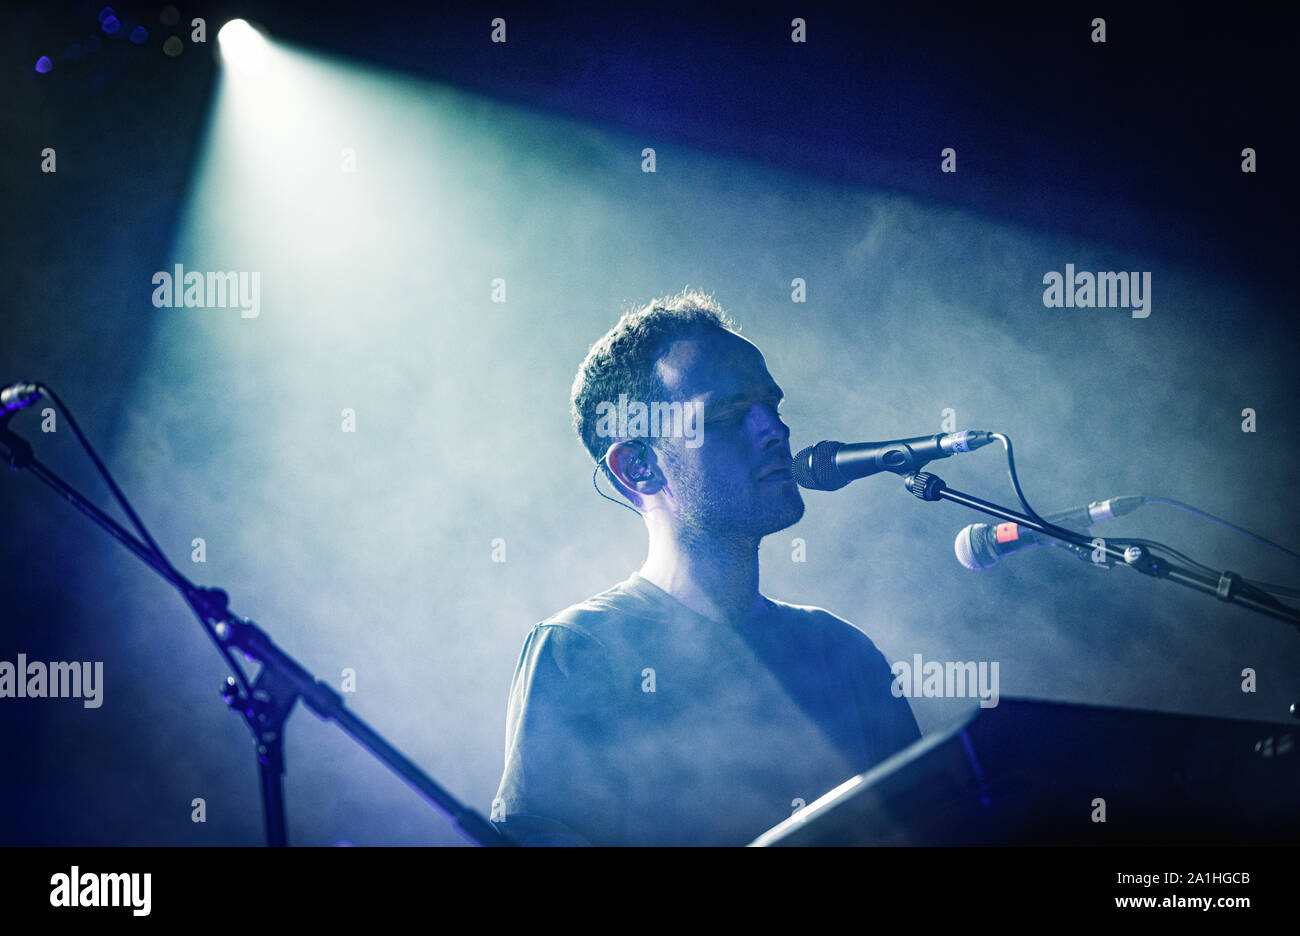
[{"left": 492, "top": 289, "right": 920, "bottom": 845}]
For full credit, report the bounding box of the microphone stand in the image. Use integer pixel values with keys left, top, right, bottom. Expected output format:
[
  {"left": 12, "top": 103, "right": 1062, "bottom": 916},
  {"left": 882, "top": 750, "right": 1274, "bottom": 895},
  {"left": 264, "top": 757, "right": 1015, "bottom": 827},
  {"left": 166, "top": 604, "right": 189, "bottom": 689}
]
[
  {"left": 0, "top": 414, "right": 511, "bottom": 846},
  {"left": 901, "top": 470, "right": 1300, "bottom": 633}
]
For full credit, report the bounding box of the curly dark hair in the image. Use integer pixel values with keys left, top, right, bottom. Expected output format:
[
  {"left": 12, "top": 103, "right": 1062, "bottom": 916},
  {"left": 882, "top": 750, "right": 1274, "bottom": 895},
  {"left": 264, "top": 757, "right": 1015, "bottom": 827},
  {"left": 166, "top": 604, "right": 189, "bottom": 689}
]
[{"left": 571, "top": 288, "right": 738, "bottom": 483}]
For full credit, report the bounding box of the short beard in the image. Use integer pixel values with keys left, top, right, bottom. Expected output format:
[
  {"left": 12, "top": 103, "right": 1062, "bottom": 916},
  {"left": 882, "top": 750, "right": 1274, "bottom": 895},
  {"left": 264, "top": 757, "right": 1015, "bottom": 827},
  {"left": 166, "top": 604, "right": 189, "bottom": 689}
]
[{"left": 664, "top": 445, "right": 805, "bottom": 544}]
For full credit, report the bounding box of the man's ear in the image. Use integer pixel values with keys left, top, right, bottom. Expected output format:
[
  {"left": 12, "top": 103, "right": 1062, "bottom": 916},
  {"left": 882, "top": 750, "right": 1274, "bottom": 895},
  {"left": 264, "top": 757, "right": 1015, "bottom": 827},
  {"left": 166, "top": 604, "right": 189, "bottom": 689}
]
[{"left": 605, "top": 440, "right": 666, "bottom": 498}]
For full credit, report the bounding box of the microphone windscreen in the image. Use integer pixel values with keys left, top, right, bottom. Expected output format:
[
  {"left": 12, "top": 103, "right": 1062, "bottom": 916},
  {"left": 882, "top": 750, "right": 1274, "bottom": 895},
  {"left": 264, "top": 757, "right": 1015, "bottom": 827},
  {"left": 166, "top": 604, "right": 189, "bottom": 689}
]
[
  {"left": 792, "top": 441, "right": 847, "bottom": 490},
  {"left": 954, "top": 524, "right": 1000, "bottom": 570},
  {"left": 791, "top": 445, "right": 818, "bottom": 489}
]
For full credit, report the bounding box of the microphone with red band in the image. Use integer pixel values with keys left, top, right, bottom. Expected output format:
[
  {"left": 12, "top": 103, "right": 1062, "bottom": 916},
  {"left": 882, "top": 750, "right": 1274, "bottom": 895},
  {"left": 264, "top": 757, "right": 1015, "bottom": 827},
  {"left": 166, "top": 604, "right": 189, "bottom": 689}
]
[{"left": 954, "top": 495, "right": 1148, "bottom": 570}]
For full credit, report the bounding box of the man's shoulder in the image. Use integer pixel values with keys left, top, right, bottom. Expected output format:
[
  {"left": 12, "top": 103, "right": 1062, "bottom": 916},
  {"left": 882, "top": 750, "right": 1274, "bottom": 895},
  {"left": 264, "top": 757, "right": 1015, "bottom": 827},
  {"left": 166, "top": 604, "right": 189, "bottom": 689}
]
[
  {"left": 505, "top": 578, "right": 665, "bottom": 690},
  {"left": 767, "top": 595, "right": 850, "bottom": 623},
  {"left": 525, "top": 576, "right": 661, "bottom": 650},
  {"left": 766, "top": 596, "right": 886, "bottom": 655}
]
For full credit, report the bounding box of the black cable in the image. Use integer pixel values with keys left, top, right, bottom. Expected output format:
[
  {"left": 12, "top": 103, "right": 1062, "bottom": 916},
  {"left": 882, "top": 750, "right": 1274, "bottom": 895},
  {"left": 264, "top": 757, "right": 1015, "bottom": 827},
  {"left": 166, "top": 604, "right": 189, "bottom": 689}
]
[
  {"left": 40, "top": 383, "right": 177, "bottom": 574},
  {"left": 990, "top": 433, "right": 1300, "bottom": 598},
  {"left": 1117, "top": 536, "right": 1222, "bottom": 578},
  {"left": 990, "top": 432, "right": 1055, "bottom": 527},
  {"left": 989, "top": 432, "right": 1275, "bottom": 589},
  {"left": 35, "top": 383, "right": 252, "bottom": 697},
  {"left": 1144, "top": 496, "right": 1300, "bottom": 565},
  {"left": 1243, "top": 580, "right": 1300, "bottom": 599},
  {"left": 592, "top": 463, "right": 642, "bottom": 517},
  {"left": 1134, "top": 538, "right": 1300, "bottom": 598}
]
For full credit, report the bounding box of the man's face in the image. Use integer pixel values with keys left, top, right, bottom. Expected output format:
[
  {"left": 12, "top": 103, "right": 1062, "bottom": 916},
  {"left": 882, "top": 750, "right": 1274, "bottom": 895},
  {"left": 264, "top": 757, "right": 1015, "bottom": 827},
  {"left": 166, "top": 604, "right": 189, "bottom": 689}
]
[{"left": 651, "top": 328, "right": 804, "bottom": 540}]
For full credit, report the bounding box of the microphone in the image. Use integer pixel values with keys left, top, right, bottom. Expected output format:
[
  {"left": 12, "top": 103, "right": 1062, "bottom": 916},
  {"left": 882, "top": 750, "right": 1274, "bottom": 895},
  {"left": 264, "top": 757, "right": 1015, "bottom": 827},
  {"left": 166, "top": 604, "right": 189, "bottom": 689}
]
[
  {"left": 792, "top": 430, "right": 994, "bottom": 491},
  {"left": 0, "top": 382, "right": 42, "bottom": 414},
  {"left": 954, "top": 496, "right": 1147, "bottom": 570}
]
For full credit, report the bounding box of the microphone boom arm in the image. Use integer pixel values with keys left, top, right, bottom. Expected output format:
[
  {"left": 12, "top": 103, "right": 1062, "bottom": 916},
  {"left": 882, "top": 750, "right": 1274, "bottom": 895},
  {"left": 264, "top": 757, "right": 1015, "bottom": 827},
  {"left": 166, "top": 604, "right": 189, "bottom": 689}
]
[
  {"left": 902, "top": 470, "right": 1300, "bottom": 632},
  {"left": 0, "top": 409, "right": 512, "bottom": 846}
]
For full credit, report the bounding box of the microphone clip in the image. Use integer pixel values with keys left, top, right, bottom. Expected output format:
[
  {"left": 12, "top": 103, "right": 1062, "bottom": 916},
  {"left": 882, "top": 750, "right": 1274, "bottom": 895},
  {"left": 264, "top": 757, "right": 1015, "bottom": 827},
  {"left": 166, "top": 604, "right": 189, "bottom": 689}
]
[{"left": 903, "top": 471, "right": 947, "bottom": 501}]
